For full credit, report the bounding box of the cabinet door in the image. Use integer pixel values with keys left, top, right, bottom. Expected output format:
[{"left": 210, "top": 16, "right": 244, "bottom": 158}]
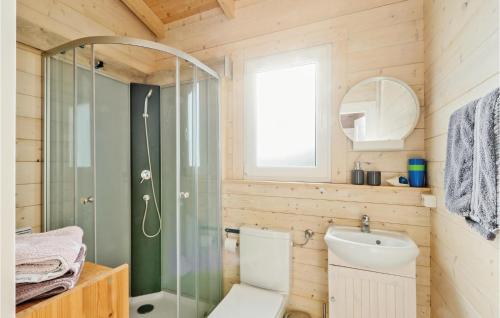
[{"left": 329, "top": 265, "right": 416, "bottom": 318}]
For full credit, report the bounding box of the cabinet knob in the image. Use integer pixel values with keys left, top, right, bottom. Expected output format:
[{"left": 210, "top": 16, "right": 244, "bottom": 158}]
[{"left": 330, "top": 296, "right": 336, "bottom": 303}]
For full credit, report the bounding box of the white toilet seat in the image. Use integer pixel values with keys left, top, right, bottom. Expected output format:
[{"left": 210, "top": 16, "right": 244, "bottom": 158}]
[{"left": 208, "top": 284, "right": 287, "bottom": 318}]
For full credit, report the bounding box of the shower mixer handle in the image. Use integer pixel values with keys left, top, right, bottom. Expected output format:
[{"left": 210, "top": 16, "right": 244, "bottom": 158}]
[{"left": 140, "top": 170, "right": 151, "bottom": 183}]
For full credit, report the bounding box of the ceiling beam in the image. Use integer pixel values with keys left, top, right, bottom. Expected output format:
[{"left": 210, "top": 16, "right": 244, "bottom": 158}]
[
  {"left": 120, "top": 0, "right": 165, "bottom": 38},
  {"left": 216, "top": 0, "right": 235, "bottom": 18}
]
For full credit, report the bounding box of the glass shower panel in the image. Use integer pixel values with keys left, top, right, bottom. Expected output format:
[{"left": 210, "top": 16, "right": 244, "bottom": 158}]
[
  {"left": 177, "top": 63, "right": 221, "bottom": 317},
  {"left": 179, "top": 61, "right": 198, "bottom": 317},
  {"left": 94, "top": 69, "right": 131, "bottom": 268},
  {"left": 47, "top": 50, "right": 75, "bottom": 230},
  {"left": 74, "top": 45, "right": 96, "bottom": 261},
  {"left": 196, "top": 69, "right": 221, "bottom": 315},
  {"left": 161, "top": 82, "right": 177, "bottom": 294},
  {"left": 45, "top": 38, "right": 222, "bottom": 318},
  {"left": 47, "top": 45, "right": 96, "bottom": 261}
]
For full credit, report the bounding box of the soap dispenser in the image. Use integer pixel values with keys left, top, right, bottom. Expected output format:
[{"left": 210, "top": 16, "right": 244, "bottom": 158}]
[{"left": 351, "top": 161, "right": 365, "bottom": 185}]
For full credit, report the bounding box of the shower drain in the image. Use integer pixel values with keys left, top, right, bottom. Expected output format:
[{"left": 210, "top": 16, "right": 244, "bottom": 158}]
[{"left": 137, "top": 304, "right": 154, "bottom": 314}]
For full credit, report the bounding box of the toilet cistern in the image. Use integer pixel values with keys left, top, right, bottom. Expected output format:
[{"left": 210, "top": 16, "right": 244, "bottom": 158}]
[
  {"left": 361, "top": 215, "right": 370, "bottom": 233},
  {"left": 208, "top": 226, "right": 291, "bottom": 318}
]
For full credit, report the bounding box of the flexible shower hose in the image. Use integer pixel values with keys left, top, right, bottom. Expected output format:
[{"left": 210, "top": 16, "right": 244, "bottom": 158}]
[{"left": 142, "top": 112, "right": 162, "bottom": 238}]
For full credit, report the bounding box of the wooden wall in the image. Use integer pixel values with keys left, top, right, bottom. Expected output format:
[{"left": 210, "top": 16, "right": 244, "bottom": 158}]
[
  {"left": 161, "top": 0, "right": 429, "bottom": 317},
  {"left": 15, "top": 1, "right": 433, "bottom": 317},
  {"left": 16, "top": 43, "right": 43, "bottom": 233},
  {"left": 15, "top": 0, "right": 162, "bottom": 232},
  {"left": 423, "top": 0, "right": 500, "bottom": 317},
  {"left": 17, "top": 0, "right": 156, "bottom": 49},
  {"left": 223, "top": 181, "right": 431, "bottom": 317},
  {"left": 17, "top": 0, "right": 163, "bottom": 84},
  {"left": 161, "top": 0, "right": 425, "bottom": 183}
]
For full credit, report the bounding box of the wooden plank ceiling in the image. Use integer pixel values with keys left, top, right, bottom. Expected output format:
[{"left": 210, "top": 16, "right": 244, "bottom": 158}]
[
  {"left": 17, "top": 0, "right": 236, "bottom": 83},
  {"left": 145, "top": 0, "right": 219, "bottom": 24},
  {"left": 121, "top": 0, "right": 235, "bottom": 38}
]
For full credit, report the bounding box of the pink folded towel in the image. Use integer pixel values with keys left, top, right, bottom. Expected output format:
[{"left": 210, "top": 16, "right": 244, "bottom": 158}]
[
  {"left": 16, "top": 226, "right": 83, "bottom": 283},
  {"left": 16, "top": 245, "right": 86, "bottom": 305}
]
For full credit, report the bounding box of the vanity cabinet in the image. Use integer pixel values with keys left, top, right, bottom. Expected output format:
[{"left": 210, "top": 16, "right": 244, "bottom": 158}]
[{"left": 328, "top": 251, "right": 416, "bottom": 318}]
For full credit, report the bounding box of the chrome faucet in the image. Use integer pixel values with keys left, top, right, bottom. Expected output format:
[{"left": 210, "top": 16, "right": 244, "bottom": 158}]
[{"left": 361, "top": 215, "right": 370, "bottom": 233}]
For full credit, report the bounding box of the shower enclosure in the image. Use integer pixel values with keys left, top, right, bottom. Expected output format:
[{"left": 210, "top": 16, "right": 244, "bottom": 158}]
[{"left": 43, "top": 36, "right": 221, "bottom": 317}]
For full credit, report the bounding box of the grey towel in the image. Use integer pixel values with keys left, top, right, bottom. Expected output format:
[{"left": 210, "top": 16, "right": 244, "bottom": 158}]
[
  {"left": 444, "top": 99, "right": 477, "bottom": 214},
  {"left": 445, "top": 88, "right": 500, "bottom": 240},
  {"left": 16, "top": 245, "right": 86, "bottom": 305},
  {"left": 469, "top": 88, "right": 500, "bottom": 239}
]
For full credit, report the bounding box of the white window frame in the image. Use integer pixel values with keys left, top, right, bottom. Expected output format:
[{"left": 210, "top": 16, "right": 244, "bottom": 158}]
[{"left": 243, "top": 45, "right": 332, "bottom": 182}]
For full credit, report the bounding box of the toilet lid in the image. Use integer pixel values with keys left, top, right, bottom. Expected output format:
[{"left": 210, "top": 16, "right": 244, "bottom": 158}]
[{"left": 209, "top": 284, "right": 286, "bottom": 318}]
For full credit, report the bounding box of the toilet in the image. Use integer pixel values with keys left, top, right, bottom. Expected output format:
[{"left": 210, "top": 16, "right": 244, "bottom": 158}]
[{"left": 209, "top": 226, "right": 292, "bottom": 318}]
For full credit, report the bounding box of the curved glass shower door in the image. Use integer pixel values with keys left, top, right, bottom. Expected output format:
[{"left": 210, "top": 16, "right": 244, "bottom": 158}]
[
  {"left": 44, "top": 37, "right": 221, "bottom": 318},
  {"left": 46, "top": 46, "right": 96, "bottom": 261},
  {"left": 179, "top": 61, "right": 222, "bottom": 318},
  {"left": 162, "top": 59, "right": 222, "bottom": 317},
  {"left": 190, "top": 65, "right": 221, "bottom": 317}
]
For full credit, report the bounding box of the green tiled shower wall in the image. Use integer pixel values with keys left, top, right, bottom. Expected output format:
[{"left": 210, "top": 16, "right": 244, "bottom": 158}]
[{"left": 130, "top": 83, "right": 162, "bottom": 296}]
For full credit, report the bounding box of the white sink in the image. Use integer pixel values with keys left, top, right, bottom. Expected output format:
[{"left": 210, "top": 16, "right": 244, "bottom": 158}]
[{"left": 324, "top": 226, "right": 419, "bottom": 270}]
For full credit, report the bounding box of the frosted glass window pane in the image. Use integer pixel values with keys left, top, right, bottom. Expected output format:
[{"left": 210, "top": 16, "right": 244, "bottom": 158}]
[{"left": 255, "top": 64, "right": 316, "bottom": 167}]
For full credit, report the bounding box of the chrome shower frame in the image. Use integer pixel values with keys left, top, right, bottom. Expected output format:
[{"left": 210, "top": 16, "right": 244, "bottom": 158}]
[{"left": 42, "top": 36, "right": 223, "bottom": 311}]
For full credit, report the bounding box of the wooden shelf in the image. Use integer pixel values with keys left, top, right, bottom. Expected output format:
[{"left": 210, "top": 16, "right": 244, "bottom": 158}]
[
  {"left": 16, "top": 262, "right": 129, "bottom": 318},
  {"left": 223, "top": 180, "right": 431, "bottom": 207},
  {"left": 224, "top": 179, "right": 431, "bottom": 191}
]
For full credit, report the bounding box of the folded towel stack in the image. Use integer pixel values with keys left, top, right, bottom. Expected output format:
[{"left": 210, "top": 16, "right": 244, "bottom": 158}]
[{"left": 15, "top": 226, "right": 86, "bottom": 305}]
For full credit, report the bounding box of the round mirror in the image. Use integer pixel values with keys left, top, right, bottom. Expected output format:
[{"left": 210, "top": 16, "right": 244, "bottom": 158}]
[{"left": 339, "top": 77, "right": 419, "bottom": 150}]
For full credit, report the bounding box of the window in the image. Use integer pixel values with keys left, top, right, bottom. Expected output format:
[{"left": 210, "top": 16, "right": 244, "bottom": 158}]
[{"left": 244, "top": 45, "right": 331, "bottom": 182}]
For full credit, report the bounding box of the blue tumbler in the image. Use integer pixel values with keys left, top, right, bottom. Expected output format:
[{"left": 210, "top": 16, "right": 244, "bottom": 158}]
[{"left": 408, "top": 158, "right": 426, "bottom": 187}]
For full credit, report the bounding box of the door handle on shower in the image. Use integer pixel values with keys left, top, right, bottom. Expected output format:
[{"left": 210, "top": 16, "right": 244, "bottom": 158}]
[
  {"left": 179, "top": 192, "right": 190, "bottom": 199},
  {"left": 80, "top": 196, "right": 95, "bottom": 205}
]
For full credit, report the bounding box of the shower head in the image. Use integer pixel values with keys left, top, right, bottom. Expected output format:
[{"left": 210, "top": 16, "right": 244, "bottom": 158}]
[{"left": 143, "top": 89, "right": 153, "bottom": 117}]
